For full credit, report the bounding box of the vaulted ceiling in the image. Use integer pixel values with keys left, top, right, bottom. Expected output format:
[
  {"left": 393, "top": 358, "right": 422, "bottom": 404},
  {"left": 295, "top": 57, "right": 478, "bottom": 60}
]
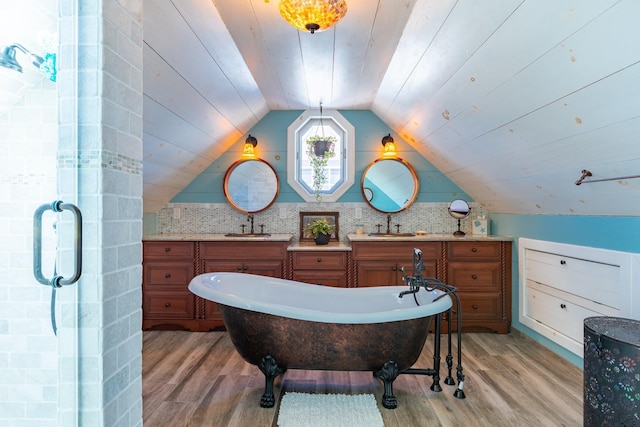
[{"left": 143, "top": 0, "right": 640, "bottom": 215}]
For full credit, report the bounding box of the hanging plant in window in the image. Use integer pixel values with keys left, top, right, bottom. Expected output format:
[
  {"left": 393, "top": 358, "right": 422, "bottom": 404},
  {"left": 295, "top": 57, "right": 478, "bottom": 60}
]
[
  {"left": 305, "top": 103, "right": 337, "bottom": 202},
  {"left": 306, "top": 135, "right": 336, "bottom": 202}
]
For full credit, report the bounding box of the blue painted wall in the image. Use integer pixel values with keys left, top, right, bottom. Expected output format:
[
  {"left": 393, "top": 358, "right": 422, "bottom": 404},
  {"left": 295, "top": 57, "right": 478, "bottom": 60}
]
[
  {"left": 492, "top": 214, "right": 640, "bottom": 367},
  {"left": 171, "top": 110, "right": 469, "bottom": 204}
]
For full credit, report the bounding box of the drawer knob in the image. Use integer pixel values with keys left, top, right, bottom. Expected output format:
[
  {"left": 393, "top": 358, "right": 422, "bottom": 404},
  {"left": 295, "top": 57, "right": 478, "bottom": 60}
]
[
  {"left": 317, "top": 258, "right": 322, "bottom": 263},
  {"left": 560, "top": 303, "right": 567, "bottom": 309},
  {"left": 472, "top": 304, "right": 478, "bottom": 310},
  {"left": 164, "top": 303, "right": 171, "bottom": 308},
  {"left": 471, "top": 274, "right": 478, "bottom": 280},
  {"left": 471, "top": 247, "right": 478, "bottom": 253},
  {"left": 165, "top": 247, "right": 171, "bottom": 252},
  {"left": 165, "top": 273, "right": 172, "bottom": 278},
  {"left": 236, "top": 267, "right": 242, "bottom": 272},
  {"left": 391, "top": 266, "right": 397, "bottom": 271},
  {"left": 560, "top": 260, "right": 566, "bottom": 265},
  {"left": 243, "top": 266, "right": 249, "bottom": 271}
]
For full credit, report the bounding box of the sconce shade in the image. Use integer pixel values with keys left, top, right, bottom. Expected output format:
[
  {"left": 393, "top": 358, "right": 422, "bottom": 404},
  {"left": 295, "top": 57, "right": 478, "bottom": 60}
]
[
  {"left": 279, "top": 0, "right": 348, "bottom": 34},
  {"left": 381, "top": 133, "right": 397, "bottom": 158},
  {"left": 242, "top": 134, "right": 258, "bottom": 158}
]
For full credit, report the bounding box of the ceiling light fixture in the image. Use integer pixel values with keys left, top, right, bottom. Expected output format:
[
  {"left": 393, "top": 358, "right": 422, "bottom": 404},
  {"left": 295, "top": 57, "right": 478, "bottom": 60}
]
[{"left": 279, "top": 0, "right": 348, "bottom": 34}]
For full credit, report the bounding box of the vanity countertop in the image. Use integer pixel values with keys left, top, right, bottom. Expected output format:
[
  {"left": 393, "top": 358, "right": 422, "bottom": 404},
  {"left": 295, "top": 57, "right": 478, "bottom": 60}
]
[
  {"left": 346, "top": 233, "right": 513, "bottom": 242},
  {"left": 143, "top": 233, "right": 294, "bottom": 242}
]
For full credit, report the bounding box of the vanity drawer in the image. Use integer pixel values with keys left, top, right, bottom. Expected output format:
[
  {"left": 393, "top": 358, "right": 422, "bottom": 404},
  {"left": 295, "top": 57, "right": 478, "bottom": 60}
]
[
  {"left": 524, "top": 280, "right": 619, "bottom": 343},
  {"left": 457, "top": 293, "right": 501, "bottom": 320},
  {"left": 144, "top": 241, "right": 194, "bottom": 259},
  {"left": 200, "top": 241, "right": 288, "bottom": 260},
  {"left": 525, "top": 249, "right": 620, "bottom": 309},
  {"left": 144, "top": 262, "right": 195, "bottom": 286},
  {"left": 447, "top": 262, "right": 501, "bottom": 292},
  {"left": 292, "top": 251, "right": 348, "bottom": 269},
  {"left": 143, "top": 291, "right": 195, "bottom": 319},
  {"left": 447, "top": 241, "right": 501, "bottom": 260},
  {"left": 352, "top": 241, "right": 440, "bottom": 260}
]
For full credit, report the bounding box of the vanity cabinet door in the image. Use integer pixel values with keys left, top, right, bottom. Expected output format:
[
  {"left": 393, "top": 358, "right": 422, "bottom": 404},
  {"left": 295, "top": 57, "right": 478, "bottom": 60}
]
[
  {"left": 198, "top": 241, "right": 288, "bottom": 330},
  {"left": 351, "top": 241, "right": 441, "bottom": 287}
]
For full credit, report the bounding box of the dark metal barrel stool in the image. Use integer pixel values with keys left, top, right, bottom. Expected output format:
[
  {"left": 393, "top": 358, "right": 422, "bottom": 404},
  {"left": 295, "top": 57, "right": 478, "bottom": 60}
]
[{"left": 584, "top": 316, "right": 640, "bottom": 426}]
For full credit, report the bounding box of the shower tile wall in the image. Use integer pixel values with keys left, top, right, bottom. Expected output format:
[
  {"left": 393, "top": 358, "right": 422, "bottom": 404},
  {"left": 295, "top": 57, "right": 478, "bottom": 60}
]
[{"left": 155, "top": 202, "right": 475, "bottom": 238}]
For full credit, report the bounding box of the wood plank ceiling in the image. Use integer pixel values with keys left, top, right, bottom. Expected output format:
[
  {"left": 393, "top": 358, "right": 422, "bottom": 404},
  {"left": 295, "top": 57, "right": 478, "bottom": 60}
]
[{"left": 143, "top": 0, "right": 640, "bottom": 215}]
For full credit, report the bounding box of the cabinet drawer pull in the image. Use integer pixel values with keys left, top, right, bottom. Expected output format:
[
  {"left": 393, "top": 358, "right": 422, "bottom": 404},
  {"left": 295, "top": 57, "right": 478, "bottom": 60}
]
[
  {"left": 165, "top": 273, "right": 172, "bottom": 278},
  {"left": 391, "top": 266, "right": 397, "bottom": 271},
  {"left": 243, "top": 266, "right": 249, "bottom": 271},
  {"left": 471, "top": 247, "right": 478, "bottom": 253},
  {"left": 471, "top": 274, "right": 478, "bottom": 280},
  {"left": 472, "top": 304, "right": 478, "bottom": 310},
  {"left": 317, "top": 258, "right": 322, "bottom": 263},
  {"left": 165, "top": 247, "right": 171, "bottom": 252},
  {"left": 560, "top": 303, "right": 567, "bottom": 309},
  {"left": 236, "top": 267, "right": 242, "bottom": 272},
  {"left": 164, "top": 302, "right": 171, "bottom": 308},
  {"left": 560, "top": 260, "right": 566, "bottom": 265}
]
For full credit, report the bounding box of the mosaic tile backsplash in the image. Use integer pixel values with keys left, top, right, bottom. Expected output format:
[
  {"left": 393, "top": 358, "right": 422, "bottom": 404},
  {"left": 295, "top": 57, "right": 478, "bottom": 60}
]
[{"left": 155, "top": 202, "right": 479, "bottom": 241}]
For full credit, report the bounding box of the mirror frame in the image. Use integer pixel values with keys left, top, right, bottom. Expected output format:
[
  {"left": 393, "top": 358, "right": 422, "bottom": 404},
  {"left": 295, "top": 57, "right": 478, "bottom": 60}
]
[
  {"left": 223, "top": 158, "right": 280, "bottom": 214},
  {"left": 360, "top": 158, "right": 419, "bottom": 213}
]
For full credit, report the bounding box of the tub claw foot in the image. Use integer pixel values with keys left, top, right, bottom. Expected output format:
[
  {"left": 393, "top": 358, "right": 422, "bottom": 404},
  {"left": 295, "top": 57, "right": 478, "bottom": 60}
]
[
  {"left": 375, "top": 360, "right": 399, "bottom": 409},
  {"left": 258, "top": 355, "right": 285, "bottom": 408}
]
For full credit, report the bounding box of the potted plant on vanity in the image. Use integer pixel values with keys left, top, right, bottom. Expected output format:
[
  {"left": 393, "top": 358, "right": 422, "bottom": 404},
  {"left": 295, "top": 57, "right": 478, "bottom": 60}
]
[
  {"left": 304, "top": 218, "right": 334, "bottom": 245},
  {"left": 306, "top": 135, "right": 336, "bottom": 202}
]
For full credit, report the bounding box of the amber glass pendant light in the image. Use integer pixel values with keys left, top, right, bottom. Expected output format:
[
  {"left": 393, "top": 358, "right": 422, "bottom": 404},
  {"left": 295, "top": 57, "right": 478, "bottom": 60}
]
[{"left": 279, "top": 0, "right": 348, "bottom": 34}]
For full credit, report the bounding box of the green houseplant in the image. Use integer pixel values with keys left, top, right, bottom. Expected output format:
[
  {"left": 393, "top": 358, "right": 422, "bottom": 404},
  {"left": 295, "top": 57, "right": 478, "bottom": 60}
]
[
  {"left": 304, "top": 218, "right": 334, "bottom": 245},
  {"left": 306, "top": 135, "right": 337, "bottom": 202}
]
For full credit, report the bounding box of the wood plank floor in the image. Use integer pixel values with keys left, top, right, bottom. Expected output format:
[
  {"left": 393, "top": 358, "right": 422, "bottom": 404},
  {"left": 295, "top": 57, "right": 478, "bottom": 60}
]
[{"left": 142, "top": 329, "right": 583, "bottom": 426}]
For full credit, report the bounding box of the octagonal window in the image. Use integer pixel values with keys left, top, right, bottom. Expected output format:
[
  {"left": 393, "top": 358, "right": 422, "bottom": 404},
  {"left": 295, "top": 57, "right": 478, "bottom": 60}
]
[{"left": 287, "top": 109, "right": 355, "bottom": 202}]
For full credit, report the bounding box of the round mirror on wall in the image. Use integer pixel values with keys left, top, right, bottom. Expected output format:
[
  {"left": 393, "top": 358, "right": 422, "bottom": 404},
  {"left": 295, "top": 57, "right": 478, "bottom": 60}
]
[
  {"left": 223, "top": 159, "right": 279, "bottom": 213},
  {"left": 448, "top": 199, "right": 470, "bottom": 237},
  {"left": 360, "top": 158, "right": 419, "bottom": 213}
]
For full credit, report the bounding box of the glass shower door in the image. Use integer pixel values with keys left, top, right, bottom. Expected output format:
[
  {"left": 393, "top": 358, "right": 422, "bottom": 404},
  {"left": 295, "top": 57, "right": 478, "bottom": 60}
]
[{"left": 0, "top": 1, "right": 80, "bottom": 425}]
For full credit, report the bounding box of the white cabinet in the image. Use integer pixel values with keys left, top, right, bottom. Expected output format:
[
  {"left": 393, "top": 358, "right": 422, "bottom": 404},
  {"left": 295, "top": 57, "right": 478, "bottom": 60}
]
[{"left": 519, "top": 238, "right": 639, "bottom": 356}]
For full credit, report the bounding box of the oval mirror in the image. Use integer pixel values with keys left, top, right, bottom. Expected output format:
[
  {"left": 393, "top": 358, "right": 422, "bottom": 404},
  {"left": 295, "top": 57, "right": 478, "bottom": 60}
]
[
  {"left": 448, "top": 199, "right": 470, "bottom": 237},
  {"left": 223, "top": 159, "right": 279, "bottom": 213},
  {"left": 361, "top": 158, "right": 419, "bottom": 213}
]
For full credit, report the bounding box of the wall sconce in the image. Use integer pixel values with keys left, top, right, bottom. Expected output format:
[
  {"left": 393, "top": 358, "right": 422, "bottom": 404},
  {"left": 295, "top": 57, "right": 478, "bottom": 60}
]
[
  {"left": 242, "top": 134, "right": 258, "bottom": 159},
  {"left": 0, "top": 44, "right": 57, "bottom": 82},
  {"left": 381, "top": 133, "right": 397, "bottom": 158}
]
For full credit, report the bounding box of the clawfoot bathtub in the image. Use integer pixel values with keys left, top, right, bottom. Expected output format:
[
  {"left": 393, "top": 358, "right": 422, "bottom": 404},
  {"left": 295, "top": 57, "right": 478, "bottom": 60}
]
[{"left": 188, "top": 272, "right": 453, "bottom": 409}]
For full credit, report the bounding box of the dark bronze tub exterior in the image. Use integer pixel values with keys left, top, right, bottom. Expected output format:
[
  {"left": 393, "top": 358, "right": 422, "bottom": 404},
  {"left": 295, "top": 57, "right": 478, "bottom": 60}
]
[
  {"left": 219, "top": 303, "right": 433, "bottom": 408},
  {"left": 221, "top": 304, "right": 431, "bottom": 371}
]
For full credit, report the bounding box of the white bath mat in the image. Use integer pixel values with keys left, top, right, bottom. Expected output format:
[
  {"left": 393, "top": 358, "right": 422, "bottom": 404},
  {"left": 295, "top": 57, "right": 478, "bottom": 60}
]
[{"left": 277, "top": 392, "right": 384, "bottom": 427}]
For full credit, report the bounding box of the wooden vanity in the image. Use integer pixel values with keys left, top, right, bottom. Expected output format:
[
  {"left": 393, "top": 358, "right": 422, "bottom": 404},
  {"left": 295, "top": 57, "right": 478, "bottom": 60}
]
[{"left": 142, "top": 233, "right": 512, "bottom": 333}]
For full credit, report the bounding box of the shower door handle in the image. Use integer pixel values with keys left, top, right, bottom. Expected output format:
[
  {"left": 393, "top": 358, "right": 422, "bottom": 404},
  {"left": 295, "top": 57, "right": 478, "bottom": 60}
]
[{"left": 33, "top": 200, "right": 83, "bottom": 287}]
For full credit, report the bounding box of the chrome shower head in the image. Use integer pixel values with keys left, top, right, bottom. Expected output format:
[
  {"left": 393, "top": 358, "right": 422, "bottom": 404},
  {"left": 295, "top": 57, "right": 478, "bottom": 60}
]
[
  {"left": 0, "top": 44, "right": 46, "bottom": 73},
  {"left": 0, "top": 45, "right": 23, "bottom": 72}
]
